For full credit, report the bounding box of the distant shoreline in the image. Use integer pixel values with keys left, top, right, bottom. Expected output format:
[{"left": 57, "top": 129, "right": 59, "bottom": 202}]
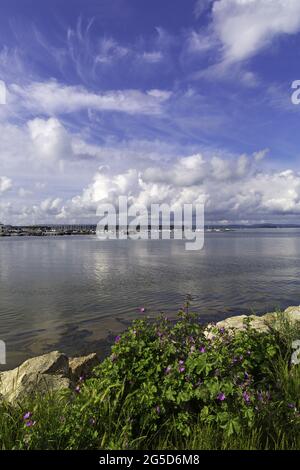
[{"left": 1, "top": 223, "right": 300, "bottom": 237}]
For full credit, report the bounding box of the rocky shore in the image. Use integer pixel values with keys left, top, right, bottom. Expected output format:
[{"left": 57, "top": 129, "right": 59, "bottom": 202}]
[{"left": 1, "top": 305, "right": 300, "bottom": 404}]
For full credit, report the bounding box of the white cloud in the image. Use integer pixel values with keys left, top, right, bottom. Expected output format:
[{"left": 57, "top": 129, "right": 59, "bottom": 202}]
[
  {"left": 95, "top": 38, "right": 129, "bottom": 64},
  {"left": 28, "top": 118, "right": 73, "bottom": 163},
  {"left": 0, "top": 176, "right": 12, "bottom": 193},
  {"left": 141, "top": 51, "right": 163, "bottom": 63},
  {"left": 211, "top": 0, "right": 300, "bottom": 64},
  {"left": 11, "top": 81, "right": 172, "bottom": 116},
  {"left": 55, "top": 150, "right": 300, "bottom": 223}
]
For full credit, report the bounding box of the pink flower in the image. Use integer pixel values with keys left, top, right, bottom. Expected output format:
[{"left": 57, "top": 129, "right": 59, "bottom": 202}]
[
  {"left": 217, "top": 392, "right": 226, "bottom": 401},
  {"left": 139, "top": 307, "right": 146, "bottom": 313}
]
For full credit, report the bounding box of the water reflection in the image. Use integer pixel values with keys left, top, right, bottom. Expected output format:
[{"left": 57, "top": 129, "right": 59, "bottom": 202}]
[{"left": 1, "top": 229, "right": 300, "bottom": 369}]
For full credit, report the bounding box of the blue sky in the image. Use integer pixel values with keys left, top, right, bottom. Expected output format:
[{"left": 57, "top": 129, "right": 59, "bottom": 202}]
[{"left": 1, "top": 0, "right": 300, "bottom": 224}]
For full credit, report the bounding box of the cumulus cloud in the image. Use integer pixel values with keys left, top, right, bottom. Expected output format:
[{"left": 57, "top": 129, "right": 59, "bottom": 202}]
[
  {"left": 28, "top": 118, "right": 73, "bottom": 163},
  {"left": 0, "top": 176, "right": 12, "bottom": 193},
  {"left": 54, "top": 151, "right": 300, "bottom": 223},
  {"left": 11, "top": 81, "right": 172, "bottom": 116}
]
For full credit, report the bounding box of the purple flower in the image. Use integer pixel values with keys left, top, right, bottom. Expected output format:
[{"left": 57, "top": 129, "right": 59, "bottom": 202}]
[
  {"left": 139, "top": 307, "right": 146, "bottom": 313},
  {"left": 244, "top": 372, "right": 249, "bottom": 379},
  {"left": 23, "top": 412, "right": 32, "bottom": 420},
  {"left": 217, "top": 392, "right": 226, "bottom": 401},
  {"left": 25, "top": 420, "right": 36, "bottom": 428},
  {"left": 165, "top": 365, "right": 172, "bottom": 374},
  {"left": 199, "top": 346, "right": 206, "bottom": 353},
  {"left": 243, "top": 391, "right": 251, "bottom": 403},
  {"left": 179, "top": 366, "right": 185, "bottom": 373},
  {"left": 288, "top": 403, "right": 296, "bottom": 409},
  {"left": 157, "top": 331, "right": 163, "bottom": 337},
  {"left": 220, "top": 327, "right": 225, "bottom": 334},
  {"left": 115, "top": 335, "right": 121, "bottom": 343},
  {"left": 179, "top": 360, "right": 184, "bottom": 365},
  {"left": 79, "top": 376, "right": 84, "bottom": 382},
  {"left": 75, "top": 385, "right": 80, "bottom": 393}
]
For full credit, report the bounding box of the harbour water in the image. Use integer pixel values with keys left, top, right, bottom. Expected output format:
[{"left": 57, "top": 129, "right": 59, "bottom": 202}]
[{"left": 1, "top": 229, "right": 300, "bottom": 369}]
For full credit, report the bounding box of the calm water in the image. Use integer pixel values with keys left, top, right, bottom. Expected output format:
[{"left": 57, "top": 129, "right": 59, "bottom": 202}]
[{"left": 1, "top": 229, "right": 300, "bottom": 369}]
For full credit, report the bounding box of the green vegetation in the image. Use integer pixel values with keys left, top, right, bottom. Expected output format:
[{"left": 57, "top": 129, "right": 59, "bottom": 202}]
[{"left": 0, "top": 309, "right": 299, "bottom": 450}]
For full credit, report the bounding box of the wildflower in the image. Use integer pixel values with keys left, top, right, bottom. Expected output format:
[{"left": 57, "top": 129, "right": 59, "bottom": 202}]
[
  {"left": 25, "top": 420, "right": 36, "bottom": 428},
  {"left": 219, "top": 327, "right": 225, "bottom": 334},
  {"left": 23, "top": 412, "right": 32, "bottom": 420},
  {"left": 75, "top": 385, "right": 80, "bottom": 393},
  {"left": 165, "top": 365, "right": 172, "bottom": 374},
  {"left": 199, "top": 346, "right": 206, "bottom": 353},
  {"left": 140, "top": 307, "right": 146, "bottom": 313},
  {"left": 179, "top": 366, "right": 185, "bottom": 373},
  {"left": 288, "top": 403, "right": 296, "bottom": 409},
  {"left": 79, "top": 376, "right": 84, "bottom": 382},
  {"left": 217, "top": 392, "right": 226, "bottom": 401},
  {"left": 243, "top": 391, "right": 251, "bottom": 403},
  {"left": 115, "top": 335, "right": 121, "bottom": 343}
]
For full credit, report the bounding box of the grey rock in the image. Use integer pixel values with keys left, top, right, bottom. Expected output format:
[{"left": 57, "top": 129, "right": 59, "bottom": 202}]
[
  {"left": 69, "top": 353, "right": 99, "bottom": 381},
  {"left": 0, "top": 351, "right": 70, "bottom": 403}
]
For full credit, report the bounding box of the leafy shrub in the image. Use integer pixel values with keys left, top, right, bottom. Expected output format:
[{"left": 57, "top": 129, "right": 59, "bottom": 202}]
[
  {"left": 1, "top": 309, "right": 299, "bottom": 449},
  {"left": 87, "top": 310, "right": 300, "bottom": 443}
]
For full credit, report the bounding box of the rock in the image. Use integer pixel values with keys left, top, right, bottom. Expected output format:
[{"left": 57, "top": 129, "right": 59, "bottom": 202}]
[
  {"left": 0, "top": 351, "right": 71, "bottom": 404},
  {"left": 212, "top": 306, "right": 300, "bottom": 335},
  {"left": 283, "top": 305, "right": 300, "bottom": 323},
  {"left": 216, "top": 314, "right": 269, "bottom": 333},
  {"left": 69, "top": 353, "right": 99, "bottom": 381}
]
